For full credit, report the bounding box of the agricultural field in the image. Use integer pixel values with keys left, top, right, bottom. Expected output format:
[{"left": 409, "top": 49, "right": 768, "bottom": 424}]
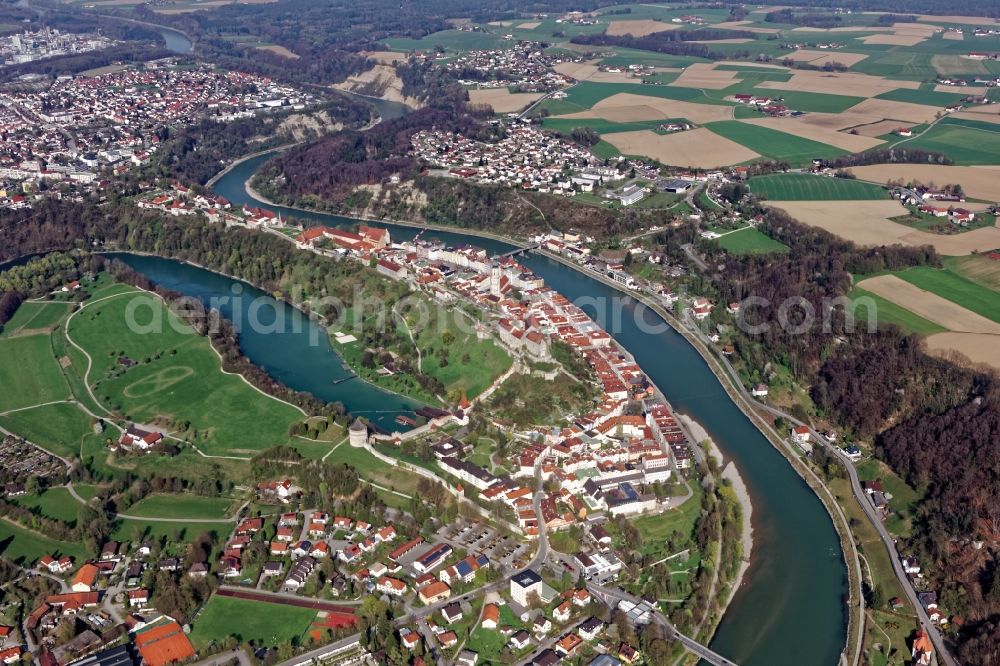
[
  {"left": 0, "top": 334, "right": 71, "bottom": 412},
  {"left": 189, "top": 595, "right": 316, "bottom": 648},
  {"left": 894, "top": 266, "right": 1000, "bottom": 325},
  {"left": 705, "top": 121, "right": 846, "bottom": 165},
  {"left": 903, "top": 120, "right": 1000, "bottom": 165},
  {"left": 749, "top": 174, "right": 889, "bottom": 201},
  {"left": 0, "top": 301, "right": 74, "bottom": 337},
  {"left": 67, "top": 288, "right": 303, "bottom": 456},
  {"left": 945, "top": 254, "right": 1000, "bottom": 292},
  {"left": 848, "top": 289, "right": 947, "bottom": 336},
  {"left": 0, "top": 401, "right": 94, "bottom": 460}
]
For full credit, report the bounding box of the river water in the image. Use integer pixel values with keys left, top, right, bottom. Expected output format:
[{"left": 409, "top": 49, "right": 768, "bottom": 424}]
[
  {"left": 104, "top": 79, "right": 847, "bottom": 663},
  {"left": 186, "top": 150, "right": 848, "bottom": 664}
]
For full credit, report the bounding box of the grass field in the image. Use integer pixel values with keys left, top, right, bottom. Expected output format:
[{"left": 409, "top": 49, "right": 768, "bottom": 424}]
[
  {"left": 706, "top": 121, "right": 845, "bottom": 165},
  {"left": 0, "top": 334, "right": 70, "bottom": 411},
  {"left": 542, "top": 80, "right": 732, "bottom": 116},
  {"left": 714, "top": 227, "right": 790, "bottom": 255},
  {"left": 749, "top": 173, "right": 889, "bottom": 201},
  {"left": 0, "top": 402, "right": 94, "bottom": 460},
  {"left": 411, "top": 306, "right": 512, "bottom": 400},
  {"left": 384, "top": 30, "right": 511, "bottom": 53},
  {"left": 111, "top": 516, "right": 232, "bottom": 543},
  {"left": 856, "top": 459, "right": 923, "bottom": 538},
  {"left": 325, "top": 442, "right": 422, "bottom": 496},
  {"left": 189, "top": 595, "right": 317, "bottom": 648},
  {"left": 849, "top": 289, "right": 947, "bottom": 335},
  {"left": 12, "top": 488, "right": 83, "bottom": 524},
  {"left": 945, "top": 255, "right": 1000, "bottom": 292},
  {"left": 904, "top": 122, "right": 1000, "bottom": 165},
  {"left": 875, "top": 87, "right": 966, "bottom": 107},
  {"left": 895, "top": 266, "right": 1000, "bottom": 324},
  {"left": 0, "top": 301, "right": 74, "bottom": 336},
  {"left": 541, "top": 117, "right": 666, "bottom": 136},
  {"left": 0, "top": 518, "right": 86, "bottom": 565},
  {"left": 466, "top": 603, "right": 527, "bottom": 661},
  {"left": 744, "top": 88, "right": 865, "bottom": 114},
  {"left": 630, "top": 482, "right": 703, "bottom": 559},
  {"left": 124, "top": 493, "right": 235, "bottom": 520},
  {"left": 68, "top": 289, "right": 303, "bottom": 455}
]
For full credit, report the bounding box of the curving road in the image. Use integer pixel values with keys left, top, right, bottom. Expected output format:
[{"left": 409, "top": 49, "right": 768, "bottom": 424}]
[
  {"left": 679, "top": 310, "right": 955, "bottom": 666},
  {"left": 589, "top": 582, "right": 739, "bottom": 666}
]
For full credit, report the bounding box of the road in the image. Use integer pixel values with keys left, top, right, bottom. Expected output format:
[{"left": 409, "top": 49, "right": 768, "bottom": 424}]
[
  {"left": 589, "top": 582, "right": 739, "bottom": 666},
  {"left": 189, "top": 649, "right": 252, "bottom": 666},
  {"left": 679, "top": 310, "right": 954, "bottom": 666}
]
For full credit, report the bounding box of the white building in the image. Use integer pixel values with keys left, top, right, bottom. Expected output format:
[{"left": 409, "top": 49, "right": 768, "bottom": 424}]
[{"left": 510, "top": 569, "right": 543, "bottom": 606}]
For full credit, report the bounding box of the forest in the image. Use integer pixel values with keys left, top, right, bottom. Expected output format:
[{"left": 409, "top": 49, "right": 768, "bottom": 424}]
[
  {"left": 131, "top": 97, "right": 371, "bottom": 187},
  {"left": 694, "top": 207, "right": 1000, "bottom": 661}
]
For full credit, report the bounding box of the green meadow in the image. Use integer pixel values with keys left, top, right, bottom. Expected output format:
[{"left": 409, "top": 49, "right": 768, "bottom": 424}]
[
  {"left": 67, "top": 288, "right": 303, "bottom": 456},
  {"left": 706, "top": 121, "right": 845, "bottom": 165},
  {"left": 749, "top": 173, "right": 888, "bottom": 201}
]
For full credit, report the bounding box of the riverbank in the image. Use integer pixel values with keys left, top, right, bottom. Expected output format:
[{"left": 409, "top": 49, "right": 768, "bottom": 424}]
[
  {"left": 239, "top": 175, "right": 785, "bottom": 657},
  {"left": 244, "top": 177, "right": 534, "bottom": 250},
  {"left": 205, "top": 144, "right": 297, "bottom": 189},
  {"left": 215, "top": 159, "right": 852, "bottom": 665},
  {"left": 531, "top": 246, "right": 861, "bottom": 664},
  {"left": 720, "top": 461, "right": 754, "bottom": 610}
]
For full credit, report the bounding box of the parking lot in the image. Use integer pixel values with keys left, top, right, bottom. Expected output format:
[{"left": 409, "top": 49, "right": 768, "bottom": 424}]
[{"left": 438, "top": 520, "right": 529, "bottom": 570}]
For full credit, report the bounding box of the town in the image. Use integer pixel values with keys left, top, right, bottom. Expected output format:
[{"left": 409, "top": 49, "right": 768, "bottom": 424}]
[
  {"left": 1, "top": 28, "right": 117, "bottom": 66},
  {"left": 0, "top": 58, "right": 317, "bottom": 207}
]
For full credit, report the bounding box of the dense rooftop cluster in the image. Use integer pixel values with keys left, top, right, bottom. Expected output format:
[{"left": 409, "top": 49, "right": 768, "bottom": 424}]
[
  {"left": 411, "top": 120, "right": 595, "bottom": 189},
  {"left": 0, "top": 59, "right": 317, "bottom": 206}
]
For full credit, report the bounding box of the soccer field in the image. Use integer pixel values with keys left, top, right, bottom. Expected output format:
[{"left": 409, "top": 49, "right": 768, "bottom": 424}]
[{"left": 749, "top": 173, "right": 889, "bottom": 201}]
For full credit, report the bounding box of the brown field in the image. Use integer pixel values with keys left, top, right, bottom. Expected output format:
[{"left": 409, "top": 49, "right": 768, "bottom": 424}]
[
  {"left": 843, "top": 98, "right": 943, "bottom": 124},
  {"left": 853, "top": 119, "right": 911, "bottom": 137},
  {"left": 603, "top": 128, "right": 759, "bottom": 167},
  {"left": 552, "top": 61, "right": 600, "bottom": 80},
  {"left": 856, "top": 275, "right": 1000, "bottom": 334},
  {"left": 849, "top": 164, "right": 1000, "bottom": 201},
  {"left": 363, "top": 51, "right": 406, "bottom": 65},
  {"left": 738, "top": 117, "right": 884, "bottom": 151},
  {"left": 932, "top": 54, "right": 989, "bottom": 76},
  {"left": 519, "top": 21, "right": 541, "bottom": 29},
  {"left": 690, "top": 38, "right": 753, "bottom": 44},
  {"left": 860, "top": 33, "right": 926, "bottom": 46},
  {"left": 949, "top": 255, "right": 1000, "bottom": 292},
  {"left": 606, "top": 20, "right": 677, "bottom": 37},
  {"left": 256, "top": 45, "right": 298, "bottom": 59},
  {"left": 943, "top": 30, "right": 965, "bottom": 40},
  {"left": 796, "top": 111, "right": 884, "bottom": 131},
  {"left": 768, "top": 200, "right": 1000, "bottom": 255},
  {"left": 952, "top": 109, "right": 1000, "bottom": 123},
  {"left": 672, "top": 64, "right": 741, "bottom": 89},
  {"left": 577, "top": 92, "right": 736, "bottom": 124},
  {"left": 788, "top": 49, "right": 869, "bottom": 67},
  {"left": 757, "top": 70, "right": 917, "bottom": 97},
  {"left": 716, "top": 60, "right": 787, "bottom": 70},
  {"left": 791, "top": 26, "right": 889, "bottom": 33},
  {"left": 934, "top": 84, "right": 987, "bottom": 94},
  {"left": 955, "top": 104, "right": 1000, "bottom": 116},
  {"left": 925, "top": 333, "right": 1000, "bottom": 372},
  {"left": 587, "top": 70, "right": 647, "bottom": 84},
  {"left": 467, "top": 88, "right": 543, "bottom": 113},
  {"left": 915, "top": 14, "right": 998, "bottom": 25},
  {"left": 713, "top": 21, "right": 780, "bottom": 34}
]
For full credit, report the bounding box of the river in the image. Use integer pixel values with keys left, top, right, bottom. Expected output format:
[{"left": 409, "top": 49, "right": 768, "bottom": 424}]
[{"left": 184, "top": 152, "right": 848, "bottom": 664}]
